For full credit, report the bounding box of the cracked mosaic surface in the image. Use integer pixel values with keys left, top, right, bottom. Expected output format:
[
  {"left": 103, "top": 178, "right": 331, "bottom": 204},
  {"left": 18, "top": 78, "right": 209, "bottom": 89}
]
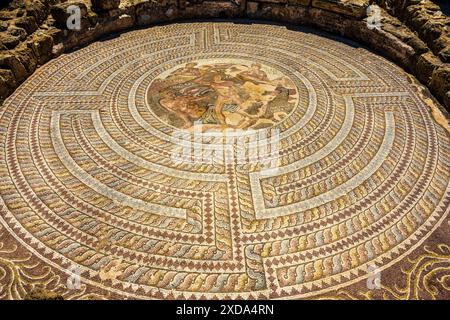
[{"left": 0, "top": 22, "right": 449, "bottom": 299}]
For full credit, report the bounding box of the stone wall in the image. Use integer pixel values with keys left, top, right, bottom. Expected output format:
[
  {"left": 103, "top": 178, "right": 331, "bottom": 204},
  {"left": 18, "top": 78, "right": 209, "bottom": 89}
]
[
  {"left": 0, "top": 0, "right": 449, "bottom": 111},
  {"left": 374, "top": 0, "right": 450, "bottom": 108},
  {"left": 376, "top": 0, "right": 449, "bottom": 61}
]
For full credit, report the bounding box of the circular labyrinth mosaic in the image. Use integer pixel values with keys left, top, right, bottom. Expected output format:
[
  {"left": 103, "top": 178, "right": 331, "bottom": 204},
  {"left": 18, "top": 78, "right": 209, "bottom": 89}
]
[{"left": 0, "top": 22, "right": 449, "bottom": 300}]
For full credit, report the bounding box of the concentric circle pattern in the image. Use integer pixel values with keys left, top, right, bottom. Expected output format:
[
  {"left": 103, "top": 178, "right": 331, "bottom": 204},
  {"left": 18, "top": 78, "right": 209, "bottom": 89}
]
[{"left": 0, "top": 22, "right": 449, "bottom": 299}]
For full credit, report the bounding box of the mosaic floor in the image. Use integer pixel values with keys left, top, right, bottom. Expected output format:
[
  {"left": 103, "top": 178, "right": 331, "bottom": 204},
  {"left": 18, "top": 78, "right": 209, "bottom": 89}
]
[{"left": 0, "top": 22, "right": 449, "bottom": 300}]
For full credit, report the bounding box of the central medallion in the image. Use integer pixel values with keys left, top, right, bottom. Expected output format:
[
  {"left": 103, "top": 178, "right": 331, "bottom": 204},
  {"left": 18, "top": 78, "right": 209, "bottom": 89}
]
[{"left": 147, "top": 58, "right": 299, "bottom": 130}]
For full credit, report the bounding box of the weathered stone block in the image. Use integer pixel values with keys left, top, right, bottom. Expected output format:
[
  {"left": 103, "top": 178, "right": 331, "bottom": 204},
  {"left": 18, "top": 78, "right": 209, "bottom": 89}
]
[
  {"left": 438, "top": 46, "right": 450, "bottom": 63},
  {"left": 30, "top": 31, "right": 54, "bottom": 65},
  {"left": 405, "top": 5, "right": 428, "bottom": 29},
  {"left": 0, "top": 32, "right": 20, "bottom": 49},
  {"left": 46, "top": 26, "right": 64, "bottom": 44},
  {"left": 91, "top": 0, "right": 121, "bottom": 12},
  {"left": 7, "top": 25, "right": 27, "bottom": 40},
  {"left": 404, "top": 36, "right": 428, "bottom": 55},
  {"left": 0, "top": 21, "right": 8, "bottom": 32},
  {"left": 381, "top": 23, "right": 412, "bottom": 43},
  {"left": 380, "top": 16, "right": 429, "bottom": 55},
  {"left": 288, "top": 0, "right": 311, "bottom": 5},
  {"left": 247, "top": 2, "right": 259, "bottom": 15},
  {"left": 248, "top": 3, "right": 309, "bottom": 24},
  {"left": 309, "top": 7, "right": 349, "bottom": 34},
  {"left": 351, "top": 21, "right": 416, "bottom": 69},
  {"left": 50, "top": 2, "right": 88, "bottom": 28},
  {"left": 0, "top": 68, "right": 16, "bottom": 99},
  {"left": 444, "top": 91, "right": 450, "bottom": 111},
  {"left": 416, "top": 52, "right": 443, "bottom": 85},
  {"left": 420, "top": 19, "right": 445, "bottom": 43},
  {"left": 0, "top": 11, "right": 15, "bottom": 21},
  {"left": 52, "top": 42, "right": 64, "bottom": 58},
  {"left": 0, "top": 52, "right": 28, "bottom": 82},
  {"left": 4, "top": 0, "right": 25, "bottom": 11},
  {"left": 105, "top": 13, "right": 134, "bottom": 30},
  {"left": 14, "top": 15, "right": 39, "bottom": 35},
  {"left": 184, "top": 1, "right": 241, "bottom": 19},
  {"left": 312, "top": 0, "right": 369, "bottom": 19},
  {"left": 135, "top": 3, "right": 178, "bottom": 26},
  {"left": 430, "top": 66, "right": 450, "bottom": 100},
  {"left": 25, "top": 0, "right": 49, "bottom": 25},
  {"left": 256, "top": 0, "right": 288, "bottom": 4},
  {"left": 14, "top": 43, "right": 38, "bottom": 75},
  {"left": 432, "top": 35, "right": 450, "bottom": 54}
]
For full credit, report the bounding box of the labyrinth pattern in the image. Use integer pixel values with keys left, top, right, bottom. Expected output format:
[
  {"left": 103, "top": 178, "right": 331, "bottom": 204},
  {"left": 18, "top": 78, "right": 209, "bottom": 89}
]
[{"left": 0, "top": 22, "right": 449, "bottom": 300}]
